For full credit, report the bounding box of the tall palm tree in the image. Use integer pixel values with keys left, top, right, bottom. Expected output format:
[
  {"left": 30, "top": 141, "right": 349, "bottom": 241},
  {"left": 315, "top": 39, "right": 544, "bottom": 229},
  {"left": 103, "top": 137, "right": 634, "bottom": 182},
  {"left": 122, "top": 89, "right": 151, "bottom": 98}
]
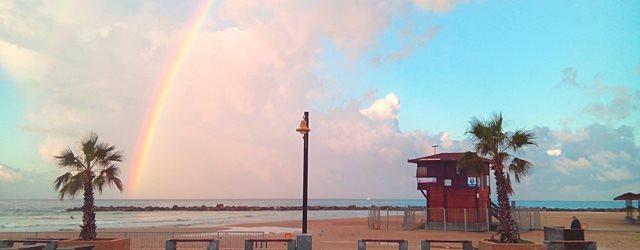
[
  {"left": 53, "top": 133, "right": 124, "bottom": 240},
  {"left": 458, "top": 113, "right": 536, "bottom": 243}
]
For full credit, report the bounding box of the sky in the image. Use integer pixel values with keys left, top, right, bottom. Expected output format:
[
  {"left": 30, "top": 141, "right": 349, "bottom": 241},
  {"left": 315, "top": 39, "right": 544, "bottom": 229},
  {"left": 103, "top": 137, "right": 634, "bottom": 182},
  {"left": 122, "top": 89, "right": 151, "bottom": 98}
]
[{"left": 0, "top": 0, "right": 638, "bottom": 200}]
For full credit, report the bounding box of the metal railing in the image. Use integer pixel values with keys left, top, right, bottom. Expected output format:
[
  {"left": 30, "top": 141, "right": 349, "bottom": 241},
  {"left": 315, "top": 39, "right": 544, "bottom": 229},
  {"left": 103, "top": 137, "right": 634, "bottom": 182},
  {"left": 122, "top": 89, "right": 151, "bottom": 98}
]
[
  {"left": 423, "top": 207, "right": 490, "bottom": 232},
  {"left": 0, "top": 231, "right": 264, "bottom": 250}
]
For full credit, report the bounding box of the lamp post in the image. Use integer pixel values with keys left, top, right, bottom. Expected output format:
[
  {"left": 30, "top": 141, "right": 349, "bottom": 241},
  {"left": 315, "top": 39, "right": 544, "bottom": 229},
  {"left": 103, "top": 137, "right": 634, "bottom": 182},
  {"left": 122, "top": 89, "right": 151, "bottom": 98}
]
[{"left": 296, "top": 111, "right": 310, "bottom": 234}]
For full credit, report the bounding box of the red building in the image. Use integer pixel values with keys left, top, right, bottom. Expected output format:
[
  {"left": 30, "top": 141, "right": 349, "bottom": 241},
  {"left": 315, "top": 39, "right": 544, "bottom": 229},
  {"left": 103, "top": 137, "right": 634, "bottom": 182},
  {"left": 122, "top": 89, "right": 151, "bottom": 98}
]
[{"left": 408, "top": 152, "right": 492, "bottom": 230}]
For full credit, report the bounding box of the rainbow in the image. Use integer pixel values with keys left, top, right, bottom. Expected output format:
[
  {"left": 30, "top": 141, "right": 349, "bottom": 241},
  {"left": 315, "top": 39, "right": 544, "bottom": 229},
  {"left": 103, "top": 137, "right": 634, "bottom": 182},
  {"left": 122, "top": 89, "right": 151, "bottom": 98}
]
[{"left": 130, "top": 0, "right": 215, "bottom": 193}]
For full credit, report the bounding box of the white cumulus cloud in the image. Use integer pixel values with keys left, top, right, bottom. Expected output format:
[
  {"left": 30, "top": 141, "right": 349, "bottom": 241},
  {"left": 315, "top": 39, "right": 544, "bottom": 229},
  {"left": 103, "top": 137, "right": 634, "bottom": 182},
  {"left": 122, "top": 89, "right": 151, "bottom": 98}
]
[
  {"left": 360, "top": 93, "right": 400, "bottom": 121},
  {"left": 0, "top": 164, "right": 22, "bottom": 183}
]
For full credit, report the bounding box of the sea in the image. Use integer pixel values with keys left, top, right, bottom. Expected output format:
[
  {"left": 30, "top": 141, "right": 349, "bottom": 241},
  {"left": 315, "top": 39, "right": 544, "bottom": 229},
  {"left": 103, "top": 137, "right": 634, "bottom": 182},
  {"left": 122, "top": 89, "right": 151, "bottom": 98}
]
[{"left": 0, "top": 199, "right": 629, "bottom": 232}]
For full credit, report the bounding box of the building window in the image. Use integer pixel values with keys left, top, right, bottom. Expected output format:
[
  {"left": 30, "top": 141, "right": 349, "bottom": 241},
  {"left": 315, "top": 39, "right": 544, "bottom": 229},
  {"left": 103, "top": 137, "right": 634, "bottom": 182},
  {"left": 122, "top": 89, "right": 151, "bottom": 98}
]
[
  {"left": 456, "top": 166, "right": 460, "bottom": 175},
  {"left": 417, "top": 177, "right": 437, "bottom": 184},
  {"left": 444, "top": 179, "right": 452, "bottom": 187}
]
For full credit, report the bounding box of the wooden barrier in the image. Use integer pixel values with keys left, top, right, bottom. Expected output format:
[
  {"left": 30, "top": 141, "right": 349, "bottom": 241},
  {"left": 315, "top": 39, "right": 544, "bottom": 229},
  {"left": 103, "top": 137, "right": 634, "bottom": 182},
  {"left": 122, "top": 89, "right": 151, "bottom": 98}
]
[
  {"left": 57, "top": 245, "right": 95, "bottom": 250},
  {"left": 165, "top": 238, "right": 219, "bottom": 250},
  {"left": 358, "top": 239, "right": 408, "bottom": 250},
  {"left": 421, "top": 239, "right": 472, "bottom": 250},
  {"left": 0, "top": 240, "right": 58, "bottom": 250},
  {"left": 545, "top": 240, "right": 596, "bottom": 250},
  {"left": 544, "top": 227, "right": 585, "bottom": 241}
]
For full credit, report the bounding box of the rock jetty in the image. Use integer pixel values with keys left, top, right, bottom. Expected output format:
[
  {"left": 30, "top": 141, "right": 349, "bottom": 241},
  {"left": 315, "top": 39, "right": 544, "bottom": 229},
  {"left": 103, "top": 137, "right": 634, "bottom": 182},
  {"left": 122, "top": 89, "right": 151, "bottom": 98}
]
[
  {"left": 64, "top": 205, "right": 628, "bottom": 212},
  {"left": 65, "top": 204, "right": 409, "bottom": 212}
]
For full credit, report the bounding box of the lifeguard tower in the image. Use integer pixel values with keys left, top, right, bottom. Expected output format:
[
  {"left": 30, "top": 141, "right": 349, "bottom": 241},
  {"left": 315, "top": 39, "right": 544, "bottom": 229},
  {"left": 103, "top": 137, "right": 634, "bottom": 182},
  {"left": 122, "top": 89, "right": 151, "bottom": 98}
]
[{"left": 408, "top": 152, "right": 493, "bottom": 231}]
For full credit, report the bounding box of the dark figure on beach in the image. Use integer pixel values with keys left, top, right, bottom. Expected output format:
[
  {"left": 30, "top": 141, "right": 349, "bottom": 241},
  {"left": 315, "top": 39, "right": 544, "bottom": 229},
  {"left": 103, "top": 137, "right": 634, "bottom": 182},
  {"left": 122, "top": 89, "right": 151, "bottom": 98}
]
[{"left": 570, "top": 216, "right": 582, "bottom": 229}]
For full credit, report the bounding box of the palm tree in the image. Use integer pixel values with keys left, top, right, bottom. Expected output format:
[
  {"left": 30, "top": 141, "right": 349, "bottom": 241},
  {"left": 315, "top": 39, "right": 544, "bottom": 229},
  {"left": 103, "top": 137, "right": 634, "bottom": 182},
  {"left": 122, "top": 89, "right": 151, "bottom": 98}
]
[
  {"left": 458, "top": 113, "right": 536, "bottom": 243},
  {"left": 53, "top": 133, "right": 124, "bottom": 240}
]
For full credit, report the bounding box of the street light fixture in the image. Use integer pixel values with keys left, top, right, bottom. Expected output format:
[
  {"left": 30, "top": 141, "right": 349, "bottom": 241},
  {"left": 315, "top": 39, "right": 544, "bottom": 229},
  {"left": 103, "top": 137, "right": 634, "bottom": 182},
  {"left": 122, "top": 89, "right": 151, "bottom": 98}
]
[{"left": 295, "top": 111, "right": 310, "bottom": 234}]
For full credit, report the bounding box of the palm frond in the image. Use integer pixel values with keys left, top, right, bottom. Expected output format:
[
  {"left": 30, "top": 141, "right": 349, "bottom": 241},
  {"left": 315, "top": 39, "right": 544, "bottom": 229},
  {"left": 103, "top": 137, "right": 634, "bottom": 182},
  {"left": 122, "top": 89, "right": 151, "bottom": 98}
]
[
  {"left": 81, "top": 132, "right": 99, "bottom": 164},
  {"left": 508, "top": 157, "right": 533, "bottom": 183},
  {"left": 53, "top": 172, "right": 73, "bottom": 191},
  {"left": 457, "top": 151, "right": 484, "bottom": 175},
  {"left": 488, "top": 112, "right": 504, "bottom": 135},
  {"left": 467, "top": 118, "right": 494, "bottom": 155},
  {"left": 58, "top": 172, "right": 86, "bottom": 200},
  {"left": 509, "top": 129, "right": 536, "bottom": 152},
  {"left": 54, "top": 148, "right": 84, "bottom": 170},
  {"left": 93, "top": 174, "right": 105, "bottom": 194},
  {"left": 95, "top": 165, "right": 124, "bottom": 193}
]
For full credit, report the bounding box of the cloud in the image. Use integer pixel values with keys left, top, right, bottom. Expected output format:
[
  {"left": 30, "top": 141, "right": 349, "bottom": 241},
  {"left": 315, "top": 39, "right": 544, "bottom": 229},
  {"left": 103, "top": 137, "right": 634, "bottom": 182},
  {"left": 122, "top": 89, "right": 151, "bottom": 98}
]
[
  {"left": 1, "top": 1, "right": 636, "bottom": 201},
  {"left": 0, "top": 40, "right": 50, "bottom": 81},
  {"left": 546, "top": 148, "right": 561, "bottom": 157},
  {"left": 0, "top": 164, "right": 22, "bottom": 183},
  {"left": 552, "top": 157, "right": 591, "bottom": 174},
  {"left": 556, "top": 67, "right": 639, "bottom": 122},
  {"left": 511, "top": 124, "right": 640, "bottom": 200},
  {"left": 371, "top": 25, "right": 440, "bottom": 65},
  {"left": 558, "top": 67, "right": 581, "bottom": 88},
  {"left": 439, "top": 132, "right": 453, "bottom": 148},
  {"left": 360, "top": 93, "right": 401, "bottom": 121},
  {"left": 583, "top": 84, "right": 639, "bottom": 121},
  {"left": 411, "top": 0, "right": 465, "bottom": 13},
  {"left": 1, "top": 0, "right": 468, "bottom": 198}
]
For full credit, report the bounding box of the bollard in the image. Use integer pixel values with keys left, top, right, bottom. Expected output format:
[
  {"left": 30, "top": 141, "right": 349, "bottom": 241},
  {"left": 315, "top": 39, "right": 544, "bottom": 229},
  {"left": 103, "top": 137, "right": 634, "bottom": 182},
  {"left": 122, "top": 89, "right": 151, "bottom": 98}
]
[
  {"left": 37, "top": 241, "right": 57, "bottom": 250},
  {"left": 462, "top": 241, "right": 472, "bottom": 250},
  {"left": 398, "top": 240, "right": 408, "bottom": 250},
  {"left": 244, "top": 240, "right": 254, "bottom": 250},
  {"left": 165, "top": 240, "right": 176, "bottom": 250},
  {"left": 0, "top": 240, "right": 13, "bottom": 248},
  {"left": 208, "top": 239, "right": 220, "bottom": 250},
  {"left": 421, "top": 240, "right": 430, "bottom": 250},
  {"left": 357, "top": 240, "right": 366, "bottom": 250},
  {"left": 296, "top": 234, "right": 312, "bottom": 250}
]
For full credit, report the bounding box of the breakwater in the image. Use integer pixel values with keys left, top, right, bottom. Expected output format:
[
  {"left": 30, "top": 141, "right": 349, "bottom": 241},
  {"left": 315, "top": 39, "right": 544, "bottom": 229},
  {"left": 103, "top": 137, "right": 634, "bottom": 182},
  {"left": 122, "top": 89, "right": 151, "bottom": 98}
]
[{"left": 64, "top": 204, "right": 629, "bottom": 212}]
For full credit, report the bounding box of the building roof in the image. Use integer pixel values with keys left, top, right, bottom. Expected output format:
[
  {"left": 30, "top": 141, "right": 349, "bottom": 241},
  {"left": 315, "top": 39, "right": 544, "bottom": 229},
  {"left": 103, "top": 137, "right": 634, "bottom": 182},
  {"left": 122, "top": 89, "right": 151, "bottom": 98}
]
[
  {"left": 407, "top": 152, "right": 491, "bottom": 164},
  {"left": 613, "top": 192, "right": 640, "bottom": 200}
]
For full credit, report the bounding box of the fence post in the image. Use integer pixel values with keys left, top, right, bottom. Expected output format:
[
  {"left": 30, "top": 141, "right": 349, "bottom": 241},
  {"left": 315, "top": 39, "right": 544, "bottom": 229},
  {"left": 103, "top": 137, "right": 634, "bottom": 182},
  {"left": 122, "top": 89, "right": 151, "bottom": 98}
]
[
  {"left": 443, "top": 208, "right": 447, "bottom": 231},
  {"left": 530, "top": 211, "right": 534, "bottom": 230},
  {"left": 208, "top": 239, "right": 219, "bottom": 250},
  {"left": 424, "top": 207, "right": 428, "bottom": 229},
  {"left": 464, "top": 208, "right": 467, "bottom": 232},
  {"left": 420, "top": 240, "right": 430, "bottom": 250},
  {"left": 296, "top": 234, "right": 312, "bottom": 250},
  {"left": 357, "top": 240, "right": 366, "bottom": 250},
  {"left": 368, "top": 207, "right": 371, "bottom": 229},
  {"left": 165, "top": 240, "right": 176, "bottom": 250},
  {"left": 244, "top": 240, "right": 254, "bottom": 250},
  {"left": 386, "top": 208, "right": 389, "bottom": 230},
  {"left": 485, "top": 203, "right": 490, "bottom": 231},
  {"left": 399, "top": 240, "right": 408, "bottom": 250}
]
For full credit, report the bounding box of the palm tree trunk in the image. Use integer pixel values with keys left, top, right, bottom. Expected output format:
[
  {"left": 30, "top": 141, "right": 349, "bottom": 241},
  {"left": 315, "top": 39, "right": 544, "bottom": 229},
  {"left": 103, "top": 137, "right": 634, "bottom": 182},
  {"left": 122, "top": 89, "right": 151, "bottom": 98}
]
[
  {"left": 80, "top": 173, "right": 97, "bottom": 240},
  {"left": 493, "top": 163, "right": 519, "bottom": 243}
]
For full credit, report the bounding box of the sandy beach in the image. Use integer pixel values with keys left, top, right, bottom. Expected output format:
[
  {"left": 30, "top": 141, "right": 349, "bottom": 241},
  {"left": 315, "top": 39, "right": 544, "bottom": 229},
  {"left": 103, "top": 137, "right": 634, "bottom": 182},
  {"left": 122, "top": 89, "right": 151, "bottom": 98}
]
[
  {"left": 3, "top": 211, "right": 638, "bottom": 249},
  {"left": 223, "top": 211, "right": 640, "bottom": 249}
]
